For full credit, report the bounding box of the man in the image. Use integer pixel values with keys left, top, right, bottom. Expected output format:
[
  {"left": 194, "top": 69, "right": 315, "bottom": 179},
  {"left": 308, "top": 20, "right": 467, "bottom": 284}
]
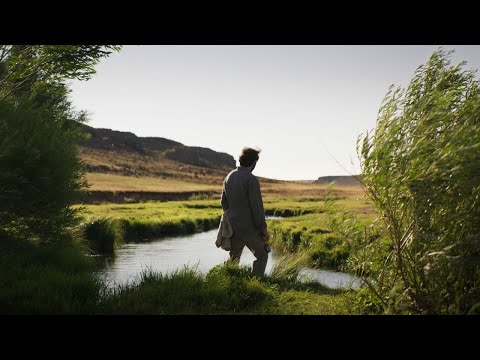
[{"left": 221, "top": 147, "right": 270, "bottom": 276}]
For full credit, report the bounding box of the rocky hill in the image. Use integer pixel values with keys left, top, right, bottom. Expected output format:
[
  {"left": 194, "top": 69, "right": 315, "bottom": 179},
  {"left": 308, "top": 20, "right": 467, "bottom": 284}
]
[
  {"left": 79, "top": 124, "right": 236, "bottom": 180},
  {"left": 80, "top": 125, "right": 182, "bottom": 154}
]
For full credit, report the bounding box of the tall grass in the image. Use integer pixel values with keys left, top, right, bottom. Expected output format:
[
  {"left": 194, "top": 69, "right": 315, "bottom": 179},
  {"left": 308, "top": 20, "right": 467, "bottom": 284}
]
[
  {"left": 1, "top": 235, "right": 356, "bottom": 314},
  {"left": 82, "top": 217, "right": 124, "bottom": 253},
  {"left": 269, "top": 251, "right": 310, "bottom": 284},
  {"left": 98, "top": 261, "right": 353, "bottom": 314},
  {"left": 358, "top": 49, "right": 480, "bottom": 314},
  {"left": 79, "top": 201, "right": 223, "bottom": 252},
  {"left": 268, "top": 207, "right": 379, "bottom": 273},
  {"left": 0, "top": 238, "right": 103, "bottom": 314}
]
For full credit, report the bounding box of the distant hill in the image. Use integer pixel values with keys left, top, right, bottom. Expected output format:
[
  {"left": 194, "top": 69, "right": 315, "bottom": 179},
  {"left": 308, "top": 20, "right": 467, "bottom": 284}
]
[
  {"left": 80, "top": 125, "right": 182, "bottom": 153},
  {"left": 78, "top": 124, "right": 361, "bottom": 190},
  {"left": 78, "top": 124, "right": 236, "bottom": 181},
  {"left": 316, "top": 175, "right": 363, "bottom": 186},
  {"left": 74, "top": 125, "right": 366, "bottom": 202}
]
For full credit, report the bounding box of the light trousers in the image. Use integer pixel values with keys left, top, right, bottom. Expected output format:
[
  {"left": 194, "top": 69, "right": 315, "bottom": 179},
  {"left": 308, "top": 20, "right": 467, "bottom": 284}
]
[{"left": 229, "top": 233, "right": 268, "bottom": 276}]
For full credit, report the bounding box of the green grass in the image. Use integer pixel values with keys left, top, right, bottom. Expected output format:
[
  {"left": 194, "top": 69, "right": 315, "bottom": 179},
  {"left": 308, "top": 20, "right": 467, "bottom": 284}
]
[
  {"left": 83, "top": 217, "right": 124, "bottom": 253},
  {"left": 264, "top": 196, "right": 377, "bottom": 220},
  {"left": 264, "top": 198, "right": 326, "bottom": 217},
  {"left": 269, "top": 290, "right": 353, "bottom": 314},
  {"left": 79, "top": 195, "right": 375, "bottom": 221},
  {"left": 98, "top": 261, "right": 357, "bottom": 315},
  {"left": 266, "top": 196, "right": 384, "bottom": 273},
  {"left": 3, "top": 192, "right": 373, "bottom": 314},
  {"left": 0, "top": 238, "right": 103, "bottom": 314},
  {"left": 0, "top": 237, "right": 359, "bottom": 314},
  {"left": 78, "top": 197, "right": 380, "bottom": 270},
  {"left": 77, "top": 198, "right": 326, "bottom": 253},
  {"left": 268, "top": 213, "right": 349, "bottom": 269},
  {"left": 77, "top": 195, "right": 383, "bottom": 285},
  {"left": 80, "top": 200, "right": 221, "bottom": 221},
  {"left": 78, "top": 200, "right": 224, "bottom": 252}
]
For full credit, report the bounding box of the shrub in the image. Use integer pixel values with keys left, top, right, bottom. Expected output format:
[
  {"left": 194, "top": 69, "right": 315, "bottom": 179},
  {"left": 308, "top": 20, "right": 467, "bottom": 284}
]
[
  {"left": 0, "top": 99, "right": 87, "bottom": 242},
  {"left": 83, "top": 218, "right": 123, "bottom": 254},
  {"left": 358, "top": 49, "right": 480, "bottom": 314}
]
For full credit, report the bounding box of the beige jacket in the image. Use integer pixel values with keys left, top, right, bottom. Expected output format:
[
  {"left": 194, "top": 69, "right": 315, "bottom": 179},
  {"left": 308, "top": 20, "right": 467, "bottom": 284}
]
[
  {"left": 215, "top": 209, "right": 233, "bottom": 251},
  {"left": 220, "top": 167, "right": 267, "bottom": 238}
]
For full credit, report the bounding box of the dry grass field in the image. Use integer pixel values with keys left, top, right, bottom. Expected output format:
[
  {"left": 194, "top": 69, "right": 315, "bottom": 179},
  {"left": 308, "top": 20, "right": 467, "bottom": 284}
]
[
  {"left": 85, "top": 172, "right": 220, "bottom": 192},
  {"left": 84, "top": 172, "right": 365, "bottom": 200}
]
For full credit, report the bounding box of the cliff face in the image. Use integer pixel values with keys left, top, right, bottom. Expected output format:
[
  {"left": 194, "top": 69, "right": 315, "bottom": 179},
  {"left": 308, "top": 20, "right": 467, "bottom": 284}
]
[
  {"left": 165, "top": 146, "right": 236, "bottom": 169},
  {"left": 79, "top": 124, "right": 236, "bottom": 177}
]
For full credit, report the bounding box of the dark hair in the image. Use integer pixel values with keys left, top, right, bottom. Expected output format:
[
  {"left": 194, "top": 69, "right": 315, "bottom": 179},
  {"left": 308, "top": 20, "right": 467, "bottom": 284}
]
[{"left": 239, "top": 147, "right": 261, "bottom": 167}]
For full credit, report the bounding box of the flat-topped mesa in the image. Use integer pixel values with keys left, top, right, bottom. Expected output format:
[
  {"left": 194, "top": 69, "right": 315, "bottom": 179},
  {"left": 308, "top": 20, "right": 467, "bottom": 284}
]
[{"left": 316, "top": 175, "right": 363, "bottom": 186}]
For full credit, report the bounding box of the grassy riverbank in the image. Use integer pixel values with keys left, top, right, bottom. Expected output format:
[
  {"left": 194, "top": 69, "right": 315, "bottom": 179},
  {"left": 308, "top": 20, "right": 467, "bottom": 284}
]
[
  {"left": 1, "top": 190, "right": 376, "bottom": 314},
  {"left": 79, "top": 200, "right": 223, "bottom": 253},
  {"left": 0, "top": 238, "right": 357, "bottom": 314},
  {"left": 98, "top": 262, "right": 356, "bottom": 314},
  {"left": 79, "top": 195, "right": 382, "bottom": 276},
  {"left": 0, "top": 237, "right": 103, "bottom": 314},
  {"left": 268, "top": 197, "right": 385, "bottom": 273}
]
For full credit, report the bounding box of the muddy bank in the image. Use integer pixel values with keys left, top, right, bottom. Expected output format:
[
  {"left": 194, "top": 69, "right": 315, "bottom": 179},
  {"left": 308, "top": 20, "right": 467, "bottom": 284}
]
[{"left": 78, "top": 190, "right": 219, "bottom": 204}]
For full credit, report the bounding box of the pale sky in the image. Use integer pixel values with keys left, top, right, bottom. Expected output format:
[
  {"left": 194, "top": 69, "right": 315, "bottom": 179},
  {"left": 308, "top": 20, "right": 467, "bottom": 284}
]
[{"left": 68, "top": 45, "right": 480, "bottom": 181}]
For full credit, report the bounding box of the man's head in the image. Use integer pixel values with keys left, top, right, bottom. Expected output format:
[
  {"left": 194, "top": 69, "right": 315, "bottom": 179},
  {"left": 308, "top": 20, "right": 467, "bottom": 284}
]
[{"left": 239, "top": 147, "right": 261, "bottom": 172}]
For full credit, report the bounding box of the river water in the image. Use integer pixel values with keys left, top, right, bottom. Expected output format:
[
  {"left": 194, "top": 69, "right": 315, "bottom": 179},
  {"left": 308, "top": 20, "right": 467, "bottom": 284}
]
[{"left": 95, "top": 229, "right": 362, "bottom": 290}]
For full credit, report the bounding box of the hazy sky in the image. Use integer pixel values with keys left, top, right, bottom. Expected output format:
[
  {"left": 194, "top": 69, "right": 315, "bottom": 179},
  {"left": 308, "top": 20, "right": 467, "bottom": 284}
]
[{"left": 68, "top": 45, "right": 480, "bottom": 180}]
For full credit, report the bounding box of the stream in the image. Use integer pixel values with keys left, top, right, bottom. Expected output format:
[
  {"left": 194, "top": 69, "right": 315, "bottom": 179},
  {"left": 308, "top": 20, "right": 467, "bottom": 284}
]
[{"left": 95, "top": 228, "right": 362, "bottom": 290}]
